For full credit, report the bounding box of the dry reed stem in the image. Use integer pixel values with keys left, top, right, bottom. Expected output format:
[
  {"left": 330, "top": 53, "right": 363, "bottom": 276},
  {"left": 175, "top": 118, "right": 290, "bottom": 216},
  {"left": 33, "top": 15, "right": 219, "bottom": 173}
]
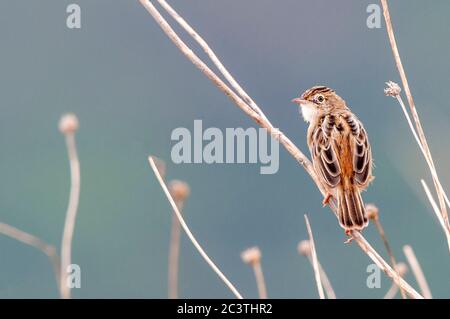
[
  {"left": 403, "top": 245, "right": 432, "bottom": 299},
  {"left": 366, "top": 204, "right": 406, "bottom": 299},
  {"left": 383, "top": 262, "right": 408, "bottom": 299},
  {"left": 60, "top": 131, "right": 81, "bottom": 299},
  {"left": 252, "top": 262, "right": 267, "bottom": 299},
  {"left": 0, "top": 222, "right": 61, "bottom": 290},
  {"left": 381, "top": 0, "right": 450, "bottom": 249},
  {"left": 386, "top": 83, "right": 450, "bottom": 250},
  {"left": 148, "top": 156, "right": 243, "bottom": 299},
  {"left": 139, "top": 0, "right": 423, "bottom": 299},
  {"left": 241, "top": 247, "right": 268, "bottom": 299},
  {"left": 156, "top": 0, "right": 272, "bottom": 126},
  {"left": 168, "top": 201, "right": 182, "bottom": 299},
  {"left": 421, "top": 180, "right": 450, "bottom": 248},
  {"left": 304, "top": 215, "right": 325, "bottom": 299},
  {"left": 298, "top": 240, "right": 336, "bottom": 299}
]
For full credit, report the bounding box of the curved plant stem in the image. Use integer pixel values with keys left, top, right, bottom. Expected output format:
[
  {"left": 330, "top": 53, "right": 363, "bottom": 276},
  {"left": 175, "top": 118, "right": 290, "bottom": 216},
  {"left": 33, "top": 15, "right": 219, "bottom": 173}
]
[
  {"left": 149, "top": 156, "right": 243, "bottom": 299},
  {"left": 60, "top": 133, "right": 81, "bottom": 299}
]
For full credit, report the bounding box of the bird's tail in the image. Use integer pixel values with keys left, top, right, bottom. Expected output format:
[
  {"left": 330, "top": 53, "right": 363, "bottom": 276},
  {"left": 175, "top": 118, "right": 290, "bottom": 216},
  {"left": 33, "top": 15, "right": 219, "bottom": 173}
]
[{"left": 337, "top": 187, "right": 368, "bottom": 230}]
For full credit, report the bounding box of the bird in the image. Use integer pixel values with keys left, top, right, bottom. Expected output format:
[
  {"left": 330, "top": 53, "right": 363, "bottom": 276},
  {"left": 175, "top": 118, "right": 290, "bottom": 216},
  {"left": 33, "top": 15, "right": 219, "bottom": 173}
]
[{"left": 292, "top": 86, "right": 373, "bottom": 233}]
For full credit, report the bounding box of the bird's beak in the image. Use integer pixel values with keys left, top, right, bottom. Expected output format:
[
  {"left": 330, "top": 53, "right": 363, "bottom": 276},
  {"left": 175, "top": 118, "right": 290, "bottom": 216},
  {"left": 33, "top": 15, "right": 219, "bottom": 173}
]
[{"left": 291, "top": 97, "right": 306, "bottom": 105}]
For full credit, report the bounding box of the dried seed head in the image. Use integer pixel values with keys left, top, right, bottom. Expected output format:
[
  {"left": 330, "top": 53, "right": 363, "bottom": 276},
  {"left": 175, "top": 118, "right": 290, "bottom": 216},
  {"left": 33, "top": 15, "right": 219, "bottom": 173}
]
[
  {"left": 365, "top": 203, "right": 379, "bottom": 220},
  {"left": 241, "top": 246, "right": 261, "bottom": 265},
  {"left": 168, "top": 180, "right": 190, "bottom": 202},
  {"left": 59, "top": 113, "right": 79, "bottom": 134},
  {"left": 384, "top": 81, "right": 401, "bottom": 97},
  {"left": 297, "top": 240, "right": 311, "bottom": 256},
  {"left": 396, "top": 262, "right": 408, "bottom": 276}
]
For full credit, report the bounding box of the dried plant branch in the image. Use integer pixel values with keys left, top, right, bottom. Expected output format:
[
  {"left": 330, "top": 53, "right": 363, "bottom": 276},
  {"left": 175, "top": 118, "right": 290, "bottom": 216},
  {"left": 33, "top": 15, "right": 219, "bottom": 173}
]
[
  {"left": 403, "top": 245, "right": 432, "bottom": 299},
  {"left": 168, "top": 205, "right": 182, "bottom": 299},
  {"left": 381, "top": 1, "right": 450, "bottom": 249},
  {"left": 167, "top": 180, "right": 190, "bottom": 299},
  {"left": 383, "top": 262, "right": 408, "bottom": 299},
  {"left": 304, "top": 215, "right": 325, "bottom": 299},
  {"left": 0, "top": 222, "right": 61, "bottom": 290},
  {"left": 298, "top": 240, "right": 336, "bottom": 299},
  {"left": 156, "top": 0, "right": 273, "bottom": 126},
  {"left": 59, "top": 114, "right": 81, "bottom": 299},
  {"left": 149, "top": 156, "right": 243, "bottom": 299},
  {"left": 241, "top": 247, "right": 268, "bottom": 299},
  {"left": 385, "top": 82, "right": 450, "bottom": 251},
  {"left": 421, "top": 180, "right": 450, "bottom": 249},
  {"left": 366, "top": 204, "right": 406, "bottom": 299},
  {"left": 139, "top": 0, "right": 423, "bottom": 298}
]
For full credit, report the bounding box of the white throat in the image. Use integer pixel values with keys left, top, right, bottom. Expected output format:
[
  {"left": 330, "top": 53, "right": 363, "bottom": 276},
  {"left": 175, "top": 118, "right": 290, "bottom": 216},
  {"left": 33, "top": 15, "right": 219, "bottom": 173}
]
[{"left": 299, "top": 104, "right": 318, "bottom": 123}]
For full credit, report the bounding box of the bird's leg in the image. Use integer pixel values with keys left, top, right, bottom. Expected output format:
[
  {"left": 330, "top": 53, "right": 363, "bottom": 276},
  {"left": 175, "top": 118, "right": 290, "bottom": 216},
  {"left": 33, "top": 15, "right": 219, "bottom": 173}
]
[
  {"left": 322, "top": 192, "right": 333, "bottom": 207},
  {"left": 344, "top": 229, "right": 354, "bottom": 244}
]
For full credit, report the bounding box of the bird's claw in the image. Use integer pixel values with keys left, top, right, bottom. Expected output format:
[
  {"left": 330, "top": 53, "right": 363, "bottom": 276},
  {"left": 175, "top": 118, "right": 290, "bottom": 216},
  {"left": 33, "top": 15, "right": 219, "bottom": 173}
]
[{"left": 322, "top": 193, "right": 332, "bottom": 207}]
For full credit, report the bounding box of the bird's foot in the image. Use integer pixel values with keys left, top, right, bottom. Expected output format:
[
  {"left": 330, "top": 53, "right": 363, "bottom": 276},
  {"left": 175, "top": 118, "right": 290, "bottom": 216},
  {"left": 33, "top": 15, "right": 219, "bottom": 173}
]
[
  {"left": 344, "top": 229, "right": 354, "bottom": 244},
  {"left": 322, "top": 193, "right": 333, "bottom": 207}
]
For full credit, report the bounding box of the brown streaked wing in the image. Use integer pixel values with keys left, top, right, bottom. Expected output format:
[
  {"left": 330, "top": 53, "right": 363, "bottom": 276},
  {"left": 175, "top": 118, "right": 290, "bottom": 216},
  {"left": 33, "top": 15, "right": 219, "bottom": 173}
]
[
  {"left": 353, "top": 124, "right": 372, "bottom": 186},
  {"left": 310, "top": 126, "right": 341, "bottom": 188}
]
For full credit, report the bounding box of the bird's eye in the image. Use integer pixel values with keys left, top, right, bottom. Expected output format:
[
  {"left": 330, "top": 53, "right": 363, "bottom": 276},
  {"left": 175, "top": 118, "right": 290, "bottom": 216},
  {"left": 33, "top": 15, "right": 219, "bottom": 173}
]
[{"left": 315, "top": 94, "right": 325, "bottom": 103}]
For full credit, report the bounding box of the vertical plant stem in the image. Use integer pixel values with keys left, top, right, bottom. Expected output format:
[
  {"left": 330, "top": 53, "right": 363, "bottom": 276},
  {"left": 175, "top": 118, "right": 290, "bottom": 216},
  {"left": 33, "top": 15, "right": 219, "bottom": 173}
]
[
  {"left": 60, "top": 133, "right": 81, "bottom": 299},
  {"left": 168, "top": 201, "right": 182, "bottom": 299},
  {"left": 372, "top": 218, "right": 406, "bottom": 299},
  {"left": 380, "top": 0, "right": 449, "bottom": 237},
  {"left": 403, "top": 245, "right": 432, "bottom": 299},
  {"left": 304, "top": 215, "right": 325, "bottom": 299},
  {"left": 252, "top": 261, "right": 267, "bottom": 299},
  {"left": 149, "top": 156, "right": 243, "bottom": 299}
]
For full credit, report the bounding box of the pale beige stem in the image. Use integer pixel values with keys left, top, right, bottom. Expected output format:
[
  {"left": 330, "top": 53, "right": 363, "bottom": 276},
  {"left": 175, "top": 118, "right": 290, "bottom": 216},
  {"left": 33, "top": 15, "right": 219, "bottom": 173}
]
[
  {"left": 168, "top": 201, "right": 183, "bottom": 299},
  {"left": 305, "top": 256, "right": 336, "bottom": 299},
  {"left": 252, "top": 262, "right": 267, "bottom": 299},
  {"left": 156, "top": 0, "right": 272, "bottom": 126},
  {"left": 304, "top": 215, "right": 325, "bottom": 299},
  {"left": 149, "top": 156, "right": 243, "bottom": 299},
  {"left": 0, "top": 222, "right": 61, "bottom": 291},
  {"left": 421, "top": 180, "right": 450, "bottom": 249},
  {"left": 384, "top": 282, "right": 399, "bottom": 299},
  {"left": 381, "top": 0, "right": 450, "bottom": 241},
  {"left": 392, "top": 92, "right": 450, "bottom": 250},
  {"left": 403, "top": 245, "right": 432, "bottom": 299},
  {"left": 372, "top": 218, "right": 406, "bottom": 299},
  {"left": 139, "top": 0, "right": 423, "bottom": 299},
  {"left": 60, "top": 133, "right": 81, "bottom": 299}
]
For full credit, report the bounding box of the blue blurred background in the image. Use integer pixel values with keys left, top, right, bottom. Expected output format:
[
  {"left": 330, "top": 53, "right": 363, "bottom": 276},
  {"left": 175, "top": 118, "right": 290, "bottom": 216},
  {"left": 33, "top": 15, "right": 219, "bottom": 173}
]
[{"left": 0, "top": 0, "right": 448, "bottom": 298}]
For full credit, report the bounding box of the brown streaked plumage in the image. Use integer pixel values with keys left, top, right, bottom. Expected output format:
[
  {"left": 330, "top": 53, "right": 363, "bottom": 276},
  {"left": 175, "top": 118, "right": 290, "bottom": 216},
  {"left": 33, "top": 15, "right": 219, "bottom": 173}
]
[{"left": 292, "top": 86, "right": 373, "bottom": 232}]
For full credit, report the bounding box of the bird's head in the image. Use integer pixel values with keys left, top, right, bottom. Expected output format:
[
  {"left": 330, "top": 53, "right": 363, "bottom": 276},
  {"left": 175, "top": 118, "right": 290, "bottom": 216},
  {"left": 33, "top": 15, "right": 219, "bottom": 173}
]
[{"left": 292, "top": 86, "right": 346, "bottom": 122}]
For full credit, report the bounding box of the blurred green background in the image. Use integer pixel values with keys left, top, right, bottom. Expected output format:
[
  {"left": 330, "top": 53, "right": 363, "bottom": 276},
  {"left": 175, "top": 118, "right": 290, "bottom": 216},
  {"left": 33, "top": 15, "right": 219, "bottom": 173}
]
[{"left": 0, "top": 0, "right": 448, "bottom": 298}]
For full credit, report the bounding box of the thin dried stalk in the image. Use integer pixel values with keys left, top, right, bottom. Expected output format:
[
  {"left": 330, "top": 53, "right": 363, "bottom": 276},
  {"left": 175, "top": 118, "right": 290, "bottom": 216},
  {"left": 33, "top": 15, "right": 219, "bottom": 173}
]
[
  {"left": 383, "top": 262, "right": 408, "bottom": 299},
  {"left": 298, "top": 240, "right": 336, "bottom": 299},
  {"left": 241, "top": 247, "right": 268, "bottom": 299},
  {"left": 386, "top": 84, "right": 450, "bottom": 250},
  {"left": 421, "top": 180, "right": 450, "bottom": 249},
  {"left": 0, "top": 222, "right": 61, "bottom": 290},
  {"left": 252, "top": 262, "right": 267, "bottom": 299},
  {"left": 157, "top": 0, "right": 272, "bottom": 125},
  {"left": 139, "top": 0, "right": 423, "bottom": 299},
  {"left": 381, "top": 0, "right": 450, "bottom": 247},
  {"left": 148, "top": 156, "right": 243, "bottom": 299},
  {"left": 60, "top": 132, "right": 81, "bottom": 299},
  {"left": 168, "top": 202, "right": 182, "bottom": 299},
  {"left": 368, "top": 208, "right": 406, "bottom": 299},
  {"left": 403, "top": 245, "right": 432, "bottom": 299},
  {"left": 304, "top": 215, "right": 325, "bottom": 299}
]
